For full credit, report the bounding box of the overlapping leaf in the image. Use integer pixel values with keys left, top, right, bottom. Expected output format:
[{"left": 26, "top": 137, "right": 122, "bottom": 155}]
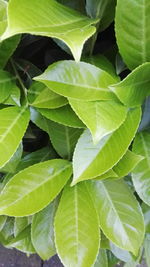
[
  {"left": 132, "top": 131, "right": 150, "bottom": 206},
  {"left": 90, "top": 179, "right": 145, "bottom": 255},
  {"left": 55, "top": 182, "right": 100, "bottom": 267},
  {"left": 69, "top": 99, "right": 127, "bottom": 144},
  {"left": 1, "top": 0, "right": 98, "bottom": 61},
  {"left": 0, "top": 159, "right": 72, "bottom": 216},
  {"left": 110, "top": 63, "right": 150, "bottom": 107},
  {"left": 115, "top": 0, "right": 150, "bottom": 69},
  {"left": 72, "top": 108, "right": 141, "bottom": 185},
  {"left": 0, "top": 106, "right": 29, "bottom": 168},
  {"left": 35, "top": 61, "right": 118, "bottom": 101}
]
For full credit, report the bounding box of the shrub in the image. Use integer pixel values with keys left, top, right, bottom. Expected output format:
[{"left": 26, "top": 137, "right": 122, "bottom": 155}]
[{"left": 0, "top": 0, "right": 149, "bottom": 266}]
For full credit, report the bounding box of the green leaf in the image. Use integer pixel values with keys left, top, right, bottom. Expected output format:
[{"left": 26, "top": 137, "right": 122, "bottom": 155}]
[
  {"left": 47, "top": 121, "right": 83, "bottom": 160},
  {"left": 142, "top": 203, "right": 150, "bottom": 233},
  {"left": 14, "top": 217, "right": 31, "bottom": 237},
  {"left": 0, "top": 159, "right": 72, "bottom": 216},
  {"left": 86, "top": 0, "right": 116, "bottom": 31},
  {"left": 110, "top": 63, "right": 150, "bottom": 107},
  {"left": 83, "top": 54, "right": 118, "bottom": 79},
  {"left": 132, "top": 131, "right": 150, "bottom": 206},
  {"left": 35, "top": 60, "right": 118, "bottom": 101},
  {"left": 0, "top": 0, "right": 7, "bottom": 35},
  {"left": 0, "top": 70, "right": 17, "bottom": 103},
  {"left": 110, "top": 242, "right": 134, "bottom": 263},
  {"left": 115, "top": 0, "right": 150, "bottom": 70},
  {"left": 0, "top": 143, "right": 23, "bottom": 173},
  {"left": 69, "top": 99, "right": 127, "bottom": 144},
  {"left": 39, "top": 104, "right": 85, "bottom": 128},
  {"left": 95, "top": 169, "right": 118, "bottom": 181},
  {"left": 57, "top": 0, "right": 85, "bottom": 12},
  {"left": 0, "top": 215, "right": 7, "bottom": 231},
  {"left": 55, "top": 182, "right": 100, "bottom": 267},
  {"left": 16, "top": 146, "right": 57, "bottom": 172},
  {"left": 0, "top": 217, "right": 14, "bottom": 240},
  {"left": 94, "top": 249, "right": 108, "bottom": 267},
  {"left": 4, "top": 84, "right": 21, "bottom": 106},
  {"left": 0, "top": 36, "right": 20, "bottom": 69},
  {"left": 144, "top": 234, "right": 150, "bottom": 267},
  {"left": 1, "top": 0, "right": 97, "bottom": 61},
  {"left": 31, "top": 200, "right": 58, "bottom": 260},
  {"left": 0, "top": 106, "right": 29, "bottom": 168},
  {"left": 72, "top": 108, "right": 141, "bottom": 185},
  {"left": 28, "top": 81, "right": 68, "bottom": 109},
  {"left": 113, "top": 150, "right": 143, "bottom": 178},
  {"left": 90, "top": 179, "right": 145, "bottom": 255}
]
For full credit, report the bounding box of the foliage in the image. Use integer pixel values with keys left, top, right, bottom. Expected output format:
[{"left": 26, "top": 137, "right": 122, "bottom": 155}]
[{"left": 0, "top": 0, "right": 149, "bottom": 266}]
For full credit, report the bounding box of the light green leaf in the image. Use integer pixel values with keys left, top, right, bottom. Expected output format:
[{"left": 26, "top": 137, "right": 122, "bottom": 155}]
[
  {"left": 69, "top": 99, "right": 127, "bottom": 144},
  {"left": 31, "top": 200, "right": 58, "bottom": 260},
  {"left": 35, "top": 60, "right": 118, "bottom": 101},
  {"left": 72, "top": 108, "right": 141, "bottom": 185},
  {"left": 115, "top": 0, "right": 150, "bottom": 70},
  {"left": 0, "top": 0, "right": 7, "bottom": 35},
  {"left": 94, "top": 249, "right": 108, "bottom": 267},
  {"left": 0, "top": 106, "right": 29, "bottom": 168},
  {"left": 16, "top": 146, "right": 57, "bottom": 172},
  {"left": 110, "top": 63, "right": 150, "bottom": 107},
  {"left": 83, "top": 54, "right": 118, "bottom": 79},
  {"left": 142, "top": 203, "right": 150, "bottom": 233},
  {"left": 95, "top": 169, "right": 118, "bottom": 181},
  {"left": 86, "top": 0, "right": 116, "bottom": 31},
  {"left": 55, "top": 182, "right": 100, "bottom": 267},
  {"left": 0, "top": 159, "right": 72, "bottom": 216},
  {"left": 0, "top": 70, "right": 17, "bottom": 103},
  {"left": 144, "top": 234, "right": 150, "bottom": 267},
  {"left": 0, "top": 143, "right": 23, "bottom": 173},
  {"left": 39, "top": 104, "right": 85, "bottom": 128},
  {"left": 113, "top": 150, "right": 143, "bottom": 178},
  {"left": 48, "top": 121, "right": 83, "bottom": 160},
  {"left": 28, "top": 81, "right": 67, "bottom": 109},
  {"left": 90, "top": 179, "right": 145, "bottom": 255},
  {"left": 132, "top": 131, "right": 150, "bottom": 206},
  {"left": 1, "top": 0, "right": 97, "bottom": 61}
]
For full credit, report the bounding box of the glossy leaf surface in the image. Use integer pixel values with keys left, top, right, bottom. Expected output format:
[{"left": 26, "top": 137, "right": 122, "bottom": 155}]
[
  {"left": 55, "top": 182, "right": 100, "bottom": 267},
  {"left": 132, "top": 131, "right": 150, "bottom": 206},
  {"left": 69, "top": 99, "right": 127, "bottom": 144},
  {"left": 0, "top": 106, "right": 29, "bottom": 168},
  {"left": 72, "top": 108, "right": 141, "bottom": 185},
  {"left": 90, "top": 179, "right": 145, "bottom": 255},
  {"left": 110, "top": 63, "right": 150, "bottom": 107},
  {"left": 32, "top": 200, "right": 57, "bottom": 260},
  {"left": 0, "top": 70, "right": 16, "bottom": 103},
  {"left": 1, "top": 0, "right": 97, "bottom": 61},
  {"left": 116, "top": 0, "right": 150, "bottom": 69},
  {"left": 0, "top": 159, "right": 72, "bottom": 216},
  {"left": 35, "top": 61, "right": 117, "bottom": 101}
]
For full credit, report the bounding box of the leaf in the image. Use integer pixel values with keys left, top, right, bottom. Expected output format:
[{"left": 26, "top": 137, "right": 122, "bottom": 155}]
[
  {"left": 95, "top": 169, "right": 118, "bottom": 181},
  {"left": 31, "top": 200, "right": 58, "bottom": 260},
  {"left": 90, "top": 179, "right": 145, "bottom": 255},
  {"left": 54, "top": 182, "right": 100, "bottom": 267},
  {"left": 110, "top": 63, "right": 150, "bottom": 107},
  {"left": 0, "top": 143, "right": 23, "bottom": 173},
  {"left": 142, "top": 203, "right": 150, "bottom": 233},
  {"left": 144, "top": 234, "right": 150, "bottom": 267},
  {"left": 94, "top": 249, "right": 108, "bottom": 267},
  {"left": 28, "top": 81, "right": 68, "bottom": 109},
  {"left": 86, "top": 0, "right": 116, "bottom": 31},
  {"left": 72, "top": 108, "right": 141, "bottom": 185},
  {"left": 110, "top": 242, "right": 134, "bottom": 263},
  {"left": 1, "top": 217, "right": 14, "bottom": 240},
  {"left": 69, "top": 99, "right": 127, "bottom": 144},
  {"left": 132, "top": 131, "right": 150, "bottom": 206},
  {"left": 35, "top": 60, "right": 118, "bottom": 101},
  {"left": 0, "top": 70, "right": 17, "bottom": 103},
  {"left": 14, "top": 217, "right": 31, "bottom": 237},
  {"left": 0, "top": 106, "right": 30, "bottom": 168},
  {"left": 84, "top": 54, "right": 118, "bottom": 79},
  {"left": 0, "top": 215, "right": 7, "bottom": 231},
  {"left": 4, "top": 84, "right": 21, "bottom": 106},
  {"left": 47, "top": 121, "right": 83, "bottom": 160},
  {"left": 1, "top": 0, "right": 98, "bottom": 61},
  {"left": 16, "top": 146, "right": 57, "bottom": 172},
  {"left": 0, "top": 0, "right": 7, "bottom": 35},
  {"left": 0, "top": 36, "right": 20, "bottom": 69},
  {"left": 113, "top": 150, "right": 143, "bottom": 178},
  {"left": 39, "top": 104, "right": 85, "bottom": 128},
  {"left": 0, "top": 159, "right": 72, "bottom": 216},
  {"left": 57, "top": 0, "right": 85, "bottom": 12},
  {"left": 115, "top": 0, "right": 150, "bottom": 70}
]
